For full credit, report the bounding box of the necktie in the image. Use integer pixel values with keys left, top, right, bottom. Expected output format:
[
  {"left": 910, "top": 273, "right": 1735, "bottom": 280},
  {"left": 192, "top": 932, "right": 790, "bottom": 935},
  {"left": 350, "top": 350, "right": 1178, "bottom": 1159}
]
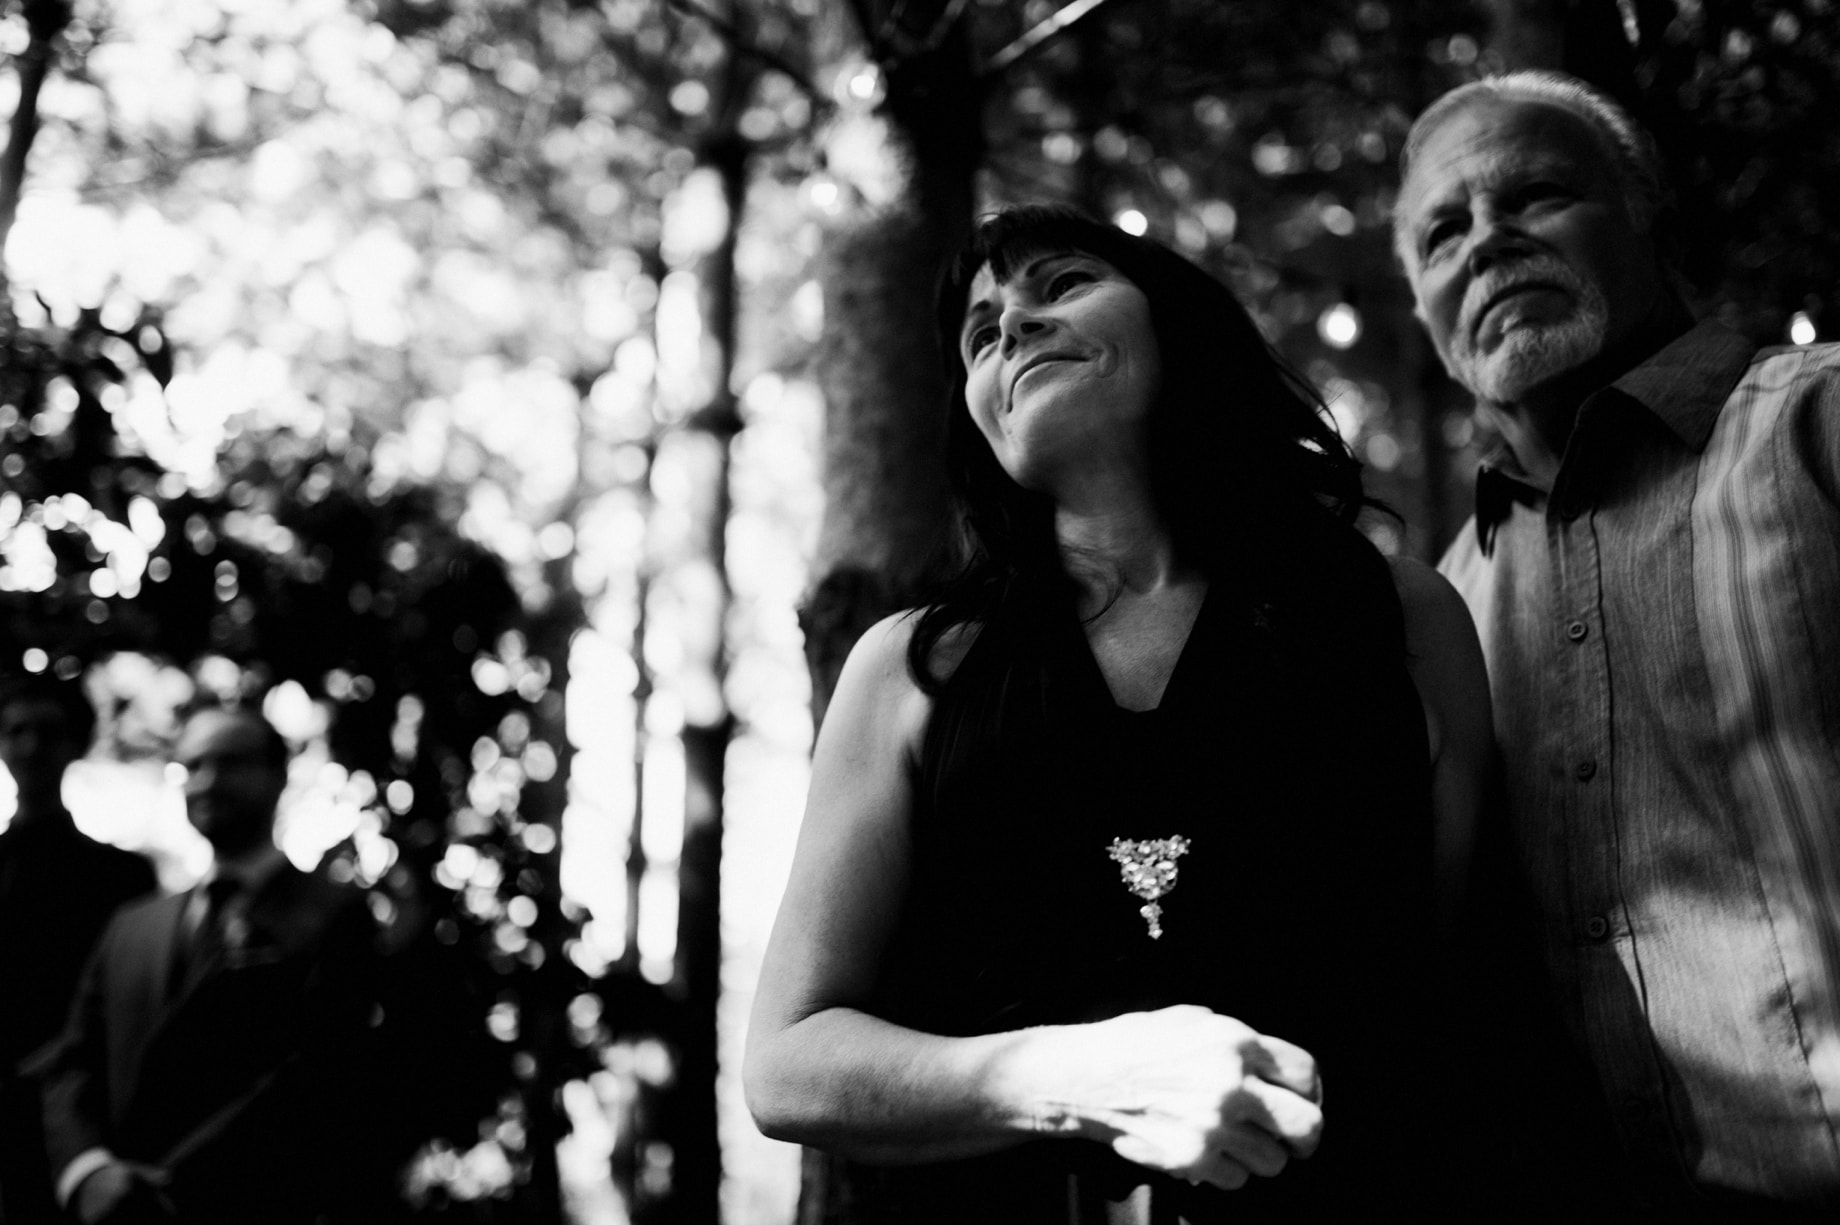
[{"left": 174, "top": 875, "right": 241, "bottom": 987}]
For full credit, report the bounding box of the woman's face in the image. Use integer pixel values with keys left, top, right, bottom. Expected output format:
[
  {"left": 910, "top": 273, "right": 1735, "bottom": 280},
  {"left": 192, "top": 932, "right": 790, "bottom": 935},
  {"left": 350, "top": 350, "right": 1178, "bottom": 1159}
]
[{"left": 958, "top": 250, "right": 1161, "bottom": 494}]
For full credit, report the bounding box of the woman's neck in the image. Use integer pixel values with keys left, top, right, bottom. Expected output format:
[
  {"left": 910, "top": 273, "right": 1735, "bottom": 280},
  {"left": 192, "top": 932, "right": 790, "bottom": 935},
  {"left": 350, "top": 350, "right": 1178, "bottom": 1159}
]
[{"left": 1054, "top": 495, "right": 1190, "bottom": 610}]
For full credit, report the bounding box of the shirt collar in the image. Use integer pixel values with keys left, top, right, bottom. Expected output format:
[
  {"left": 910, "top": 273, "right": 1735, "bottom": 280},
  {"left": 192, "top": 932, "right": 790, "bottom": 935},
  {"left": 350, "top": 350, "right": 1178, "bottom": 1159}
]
[
  {"left": 1471, "top": 318, "right": 1756, "bottom": 555},
  {"left": 202, "top": 842, "right": 290, "bottom": 896},
  {"left": 1605, "top": 317, "right": 1755, "bottom": 452}
]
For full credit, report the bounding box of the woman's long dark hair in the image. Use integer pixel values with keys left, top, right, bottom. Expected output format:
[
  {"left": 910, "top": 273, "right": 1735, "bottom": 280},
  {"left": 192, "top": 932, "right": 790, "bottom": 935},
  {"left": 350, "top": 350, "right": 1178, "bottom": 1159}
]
[{"left": 908, "top": 204, "right": 1384, "bottom": 692}]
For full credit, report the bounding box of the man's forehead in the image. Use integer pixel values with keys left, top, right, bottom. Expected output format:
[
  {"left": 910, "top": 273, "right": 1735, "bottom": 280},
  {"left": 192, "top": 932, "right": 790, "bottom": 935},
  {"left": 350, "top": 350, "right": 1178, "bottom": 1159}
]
[{"left": 1402, "top": 97, "right": 1602, "bottom": 211}]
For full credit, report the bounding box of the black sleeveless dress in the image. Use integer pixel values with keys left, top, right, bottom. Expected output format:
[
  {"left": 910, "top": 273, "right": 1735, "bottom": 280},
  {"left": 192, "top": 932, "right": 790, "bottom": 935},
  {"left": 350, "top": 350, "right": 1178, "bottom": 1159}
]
[{"left": 836, "top": 536, "right": 1457, "bottom": 1223}]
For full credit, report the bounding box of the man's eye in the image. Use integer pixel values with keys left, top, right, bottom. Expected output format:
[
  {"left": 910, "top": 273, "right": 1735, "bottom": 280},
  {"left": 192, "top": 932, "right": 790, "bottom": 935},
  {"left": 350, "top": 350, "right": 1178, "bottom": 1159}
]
[
  {"left": 1422, "top": 220, "right": 1461, "bottom": 257},
  {"left": 1516, "top": 182, "right": 1572, "bottom": 208}
]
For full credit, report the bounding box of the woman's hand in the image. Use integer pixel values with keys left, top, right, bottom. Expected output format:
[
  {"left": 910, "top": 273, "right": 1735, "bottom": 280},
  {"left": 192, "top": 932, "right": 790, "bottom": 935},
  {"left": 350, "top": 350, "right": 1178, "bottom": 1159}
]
[
  {"left": 747, "top": 619, "right": 1322, "bottom": 1184},
  {"left": 1033, "top": 1005, "right": 1323, "bottom": 1191}
]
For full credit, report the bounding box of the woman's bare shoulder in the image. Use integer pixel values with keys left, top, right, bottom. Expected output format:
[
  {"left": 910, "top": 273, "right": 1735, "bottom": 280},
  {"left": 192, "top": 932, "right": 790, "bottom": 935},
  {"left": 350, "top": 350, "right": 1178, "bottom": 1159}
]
[
  {"left": 1385, "top": 554, "right": 1489, "bottom": 756},
  {"left": 849, "top": 609, "right": 982, "bottom": 689},
  {"left": 1385, "top": 555, "right": 1474, "bottom": 654}
]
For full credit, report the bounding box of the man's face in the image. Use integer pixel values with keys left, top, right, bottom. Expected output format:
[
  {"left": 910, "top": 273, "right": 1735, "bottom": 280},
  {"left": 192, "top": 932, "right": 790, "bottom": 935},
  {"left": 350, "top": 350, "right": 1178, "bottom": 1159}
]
[
  {"left": 173, "top": 710, "right": 285, "bottom": 853},
  {"left": 0, "top": 699, "right": 83, "bottom": 808},
  {"left": 1397, "top": 96, "right": 1667, "bottom": 404}
]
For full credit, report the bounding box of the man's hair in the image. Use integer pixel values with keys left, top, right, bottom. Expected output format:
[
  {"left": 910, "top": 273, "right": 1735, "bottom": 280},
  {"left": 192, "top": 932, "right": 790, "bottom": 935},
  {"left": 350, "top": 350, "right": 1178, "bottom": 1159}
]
[
  {"left": 182, "top": 703, "right": 291, "bottom": 771},
  {"left": 1393, "top": 70, "right": 1672, "bottom": 267},
  {"left": 0, "top": 673, "right": 98, "bottom": 750}
]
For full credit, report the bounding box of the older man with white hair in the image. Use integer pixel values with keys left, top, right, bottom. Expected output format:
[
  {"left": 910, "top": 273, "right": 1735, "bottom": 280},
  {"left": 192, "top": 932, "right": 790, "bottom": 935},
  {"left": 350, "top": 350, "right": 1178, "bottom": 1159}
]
[{"left": 1397, "top": 71, "right": 1840, "bottom": 1217}]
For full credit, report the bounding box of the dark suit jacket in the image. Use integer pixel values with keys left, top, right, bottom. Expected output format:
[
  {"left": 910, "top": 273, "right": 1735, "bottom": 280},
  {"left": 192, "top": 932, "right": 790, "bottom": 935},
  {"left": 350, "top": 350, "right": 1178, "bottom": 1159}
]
[
  {"left": 0, "top": 817, "right": 158, "bottom": 1070},
  {"left": 39, "top": 865, "right": 389, "bottom": 1225},
  {"left": 0, "top": 817, "right": 156, "bottom": 1225}
]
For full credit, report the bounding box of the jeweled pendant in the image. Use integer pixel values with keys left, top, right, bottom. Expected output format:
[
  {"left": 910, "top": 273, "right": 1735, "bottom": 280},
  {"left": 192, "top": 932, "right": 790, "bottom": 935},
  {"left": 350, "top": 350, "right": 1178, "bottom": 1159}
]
[{"left": 1108, "top": 836, "right": 1190, "bottom": 939}]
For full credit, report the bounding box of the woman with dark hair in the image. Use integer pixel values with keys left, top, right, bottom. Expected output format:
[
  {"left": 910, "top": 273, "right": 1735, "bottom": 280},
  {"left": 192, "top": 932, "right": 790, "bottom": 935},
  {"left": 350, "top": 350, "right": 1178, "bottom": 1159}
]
[{"left": 745, "top": 205, "right": 1494, "bottom": 1221}]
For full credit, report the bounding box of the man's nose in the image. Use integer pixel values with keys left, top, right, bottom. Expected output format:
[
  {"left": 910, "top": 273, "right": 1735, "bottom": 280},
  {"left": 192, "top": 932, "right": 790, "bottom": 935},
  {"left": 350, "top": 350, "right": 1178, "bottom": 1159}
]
[{"left": 1466, "top": 211, "right": 1534, "bottom": 277}]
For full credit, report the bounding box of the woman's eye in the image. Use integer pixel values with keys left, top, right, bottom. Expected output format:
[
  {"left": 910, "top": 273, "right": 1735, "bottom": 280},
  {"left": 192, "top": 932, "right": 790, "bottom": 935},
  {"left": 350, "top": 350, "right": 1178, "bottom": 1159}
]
[
  {"left": 1045, "top": 269, "right": 1093, "bottom": 298},
  {"left": 967, "top": 325, "right": 999, "bottom": 356}
]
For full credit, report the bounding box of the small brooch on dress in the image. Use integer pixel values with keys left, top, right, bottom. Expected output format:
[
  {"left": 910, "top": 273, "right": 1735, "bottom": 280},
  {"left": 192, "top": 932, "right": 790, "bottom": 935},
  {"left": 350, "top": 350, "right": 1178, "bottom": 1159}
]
[{"left": 1107, "top": 836, "right": 1191, "bottom": 939}]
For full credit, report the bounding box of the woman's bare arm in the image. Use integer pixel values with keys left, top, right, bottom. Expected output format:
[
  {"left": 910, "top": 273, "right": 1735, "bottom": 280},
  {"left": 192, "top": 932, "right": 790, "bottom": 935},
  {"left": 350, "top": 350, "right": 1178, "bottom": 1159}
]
[
  {"left": 744, "top": 612, "right": 1039, "bottom": 1162},
  {"left": 742, "top": 613, "right": 1324, "bottom": 1183}
]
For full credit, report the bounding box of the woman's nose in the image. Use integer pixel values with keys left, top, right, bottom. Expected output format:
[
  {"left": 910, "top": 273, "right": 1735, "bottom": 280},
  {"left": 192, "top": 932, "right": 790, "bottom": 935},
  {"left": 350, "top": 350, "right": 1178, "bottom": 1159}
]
[{"left": 999, "top": 309, "right": 1049, "bottom": 354}]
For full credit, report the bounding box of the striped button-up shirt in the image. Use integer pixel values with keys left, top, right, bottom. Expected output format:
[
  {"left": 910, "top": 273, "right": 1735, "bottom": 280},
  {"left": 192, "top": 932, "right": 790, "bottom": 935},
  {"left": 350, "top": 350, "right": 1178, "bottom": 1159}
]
[{"left": 1441, "top": 319, "right": 1840, "bottom": 1203}]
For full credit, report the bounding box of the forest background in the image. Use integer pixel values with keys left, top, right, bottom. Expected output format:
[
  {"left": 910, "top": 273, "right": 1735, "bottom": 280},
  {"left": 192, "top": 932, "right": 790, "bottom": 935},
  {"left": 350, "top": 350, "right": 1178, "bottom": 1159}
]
[{"left": 1, "top": 0, "right": 1834, "bottom": 1222}]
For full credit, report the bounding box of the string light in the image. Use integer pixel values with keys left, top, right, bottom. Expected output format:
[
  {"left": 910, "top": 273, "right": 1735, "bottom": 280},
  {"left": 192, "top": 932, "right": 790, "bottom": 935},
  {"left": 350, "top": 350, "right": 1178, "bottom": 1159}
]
[{"left": 1318, "top": 302, "right": 1362, "bottom": 349}]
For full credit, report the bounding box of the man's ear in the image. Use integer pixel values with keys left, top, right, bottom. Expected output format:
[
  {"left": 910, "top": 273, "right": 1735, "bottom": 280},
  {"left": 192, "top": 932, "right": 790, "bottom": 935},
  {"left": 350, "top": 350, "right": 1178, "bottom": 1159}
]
[
  {"left": 1642, "top": 205, "right": 1700, "bottom": 308},
  {"left": 1644, "top": 205, "right": 1685, "bottom": 278}
]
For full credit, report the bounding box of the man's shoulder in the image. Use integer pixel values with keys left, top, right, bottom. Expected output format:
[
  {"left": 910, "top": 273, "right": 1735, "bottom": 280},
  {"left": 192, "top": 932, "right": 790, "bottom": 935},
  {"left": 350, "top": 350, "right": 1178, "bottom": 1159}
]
[
  {"left": 1741, "top": 339, "right": 1840, "bottom": 396},
  {"left": 102, "top": 885, "right": 185, "bottom": 937},
  {"left": 1720, "top": 341, "right": 1840, "bottom": 485},
  {"left": 260, "top": 867, "right": 375, "bottom": 949}
]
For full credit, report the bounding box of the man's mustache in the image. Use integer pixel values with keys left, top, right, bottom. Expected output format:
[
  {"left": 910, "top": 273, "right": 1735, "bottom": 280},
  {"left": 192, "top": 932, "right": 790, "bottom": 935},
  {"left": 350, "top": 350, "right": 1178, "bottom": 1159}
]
[{"left": 1457, "top": 257, "right": 1585, "bottom": 345}]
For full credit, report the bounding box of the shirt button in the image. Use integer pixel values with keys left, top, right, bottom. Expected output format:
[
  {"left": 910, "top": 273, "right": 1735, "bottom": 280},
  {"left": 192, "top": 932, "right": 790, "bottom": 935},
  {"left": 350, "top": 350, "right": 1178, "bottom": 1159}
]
[
  {"left": 1585, "top": 915, "right": 1610, "bottom": 941},
  {"left": 1565, "top": 620, "right": 1589, "bottom": 643},
  {"left": 1575, "top": 759, "right": 1598, "bottom": 781}
]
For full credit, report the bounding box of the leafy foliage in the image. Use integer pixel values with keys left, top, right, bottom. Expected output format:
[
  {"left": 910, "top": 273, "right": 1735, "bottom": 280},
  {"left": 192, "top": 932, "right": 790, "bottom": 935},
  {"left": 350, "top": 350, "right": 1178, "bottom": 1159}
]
[
  {"left": 1612, "top": 0, "right": 1840, "bottom": 341},
  {"left": 0, "top": 297, "right": 595, "bottom": 1209}
]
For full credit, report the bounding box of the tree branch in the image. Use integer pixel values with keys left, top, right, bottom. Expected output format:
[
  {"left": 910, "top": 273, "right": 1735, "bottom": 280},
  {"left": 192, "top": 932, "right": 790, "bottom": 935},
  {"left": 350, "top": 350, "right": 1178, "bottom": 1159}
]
[
  {"left": 664, "top": 0, "right": 830, "bottom": 117},
  {"left": 982, "top": 0, "right": 1120, "bottom": 79}
]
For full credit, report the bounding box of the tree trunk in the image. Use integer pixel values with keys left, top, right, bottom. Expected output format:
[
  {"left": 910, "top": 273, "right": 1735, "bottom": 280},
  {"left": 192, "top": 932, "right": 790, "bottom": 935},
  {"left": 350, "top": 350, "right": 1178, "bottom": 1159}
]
[
  {"left": 795, "top": 8, "right": 983, "bottom": 1224},
  {"left": 801, "top": 13, "right": 983, "bottom": 725},
  {"left": 652, "top": 25, "right": 755, "bottom": 1222},
  {"left": 518, "top": 560, "right": 581, "bottom": 1225},
  {"left": 1, "top": 1, "right": 73, "bottom": 304}
]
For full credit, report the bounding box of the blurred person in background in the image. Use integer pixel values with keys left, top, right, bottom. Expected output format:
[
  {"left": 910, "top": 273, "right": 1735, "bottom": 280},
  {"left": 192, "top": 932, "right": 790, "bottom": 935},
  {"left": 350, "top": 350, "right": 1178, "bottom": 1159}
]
[
  {"left": 0, "top": 675, "right": 156, "bottom": 1225},
  {"left": 745, "top": 205, "right": 1524, "bottom": 1221},
  {"left": 38, "top": 705, "right": 393, "bottom": 1225},
  {"left": 1398, "top": 70, "right": 1840, "bottom": 1216}
]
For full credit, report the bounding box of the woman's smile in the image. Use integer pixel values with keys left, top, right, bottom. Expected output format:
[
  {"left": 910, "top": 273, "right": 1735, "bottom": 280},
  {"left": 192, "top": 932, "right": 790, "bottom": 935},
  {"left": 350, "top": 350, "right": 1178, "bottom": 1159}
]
[
  {"left": 1009, "top": 352, "right": 1086, "bottom": 405},
  {"left": 960, "top": 253, "right": 1159, "bottom": 488}
]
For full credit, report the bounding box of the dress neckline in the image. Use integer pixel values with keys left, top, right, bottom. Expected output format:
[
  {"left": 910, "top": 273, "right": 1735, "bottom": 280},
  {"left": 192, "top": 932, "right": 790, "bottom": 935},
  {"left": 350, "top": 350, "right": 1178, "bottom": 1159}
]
[{"left": 1070, "top": 583, "right": 1212, "bottom": 716}]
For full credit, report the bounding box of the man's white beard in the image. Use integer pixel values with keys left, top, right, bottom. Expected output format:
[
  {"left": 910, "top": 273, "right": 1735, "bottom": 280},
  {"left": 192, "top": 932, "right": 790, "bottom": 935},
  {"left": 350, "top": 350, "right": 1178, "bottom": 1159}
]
[{"left": 1451, "top": 267, "right": 1610, "bottom": 404}]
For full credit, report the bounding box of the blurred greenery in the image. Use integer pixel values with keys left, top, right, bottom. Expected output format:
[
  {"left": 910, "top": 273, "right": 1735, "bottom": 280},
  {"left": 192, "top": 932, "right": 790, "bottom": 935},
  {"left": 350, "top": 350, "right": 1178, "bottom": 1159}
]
[{"left": 3, "top": 1, "right": 1835, "bottom": 1223}]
